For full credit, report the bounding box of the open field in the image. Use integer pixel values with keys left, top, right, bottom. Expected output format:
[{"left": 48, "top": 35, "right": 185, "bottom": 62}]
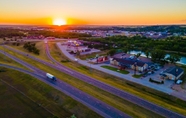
[
  {"left": 0, "top": 45, "right": 165, "bottom": 117},
  {"left": 0, "top": 81, "right": 53, "bottom": 118},
  {"left": 101, "top": 65, "right": 129, "bottom": 74},
  {"left": 7, "top": 41, "right": 52, "bottom": 63},
  {"left": 0, "top": 67, "right": 101, "bottom": 118},
  {"left": 46, "top": 41, "right": 186, "bottom": 116}
]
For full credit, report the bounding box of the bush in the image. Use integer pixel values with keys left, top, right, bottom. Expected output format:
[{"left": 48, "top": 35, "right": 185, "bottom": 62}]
[{"left": 23, "top": 42, "right": 40, "bottom": 55}]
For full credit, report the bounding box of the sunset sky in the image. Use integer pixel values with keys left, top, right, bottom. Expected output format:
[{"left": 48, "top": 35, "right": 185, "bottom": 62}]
[{"left": 0, "top": 0, "right": 186, "bottom": 25}]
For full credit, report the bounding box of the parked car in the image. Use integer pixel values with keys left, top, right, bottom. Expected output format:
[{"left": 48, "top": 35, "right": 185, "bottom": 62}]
[{"left": 176, "top": 80, "right": 183, "bottom": 84}]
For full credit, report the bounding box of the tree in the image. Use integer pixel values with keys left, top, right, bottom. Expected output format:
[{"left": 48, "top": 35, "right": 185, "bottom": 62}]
[
  {"left": 23, "top": 43, "right": 28, "bottom": 49},
  {"left": 151, "top": 49, "right": 166, "bottom": 63},
  {"left": 136, "top": 53, "right": 141, "bottom": 58},
  {"left": 166, "top": 54, "right": 181, "bottom": 64},
  {"left": 144, "top": 50, "right": 150, "bottom": 58},
  {"left": 108, "top": 49, "right": 117, "bottom": 56},
  {"left": 23, "top": 42, "right": 40, "bottom": 55},
  {"left": 122, "top": 48, "right": 128, "bottom": 53},
  {"left": 71, "top": 114, "right": 76, "bottom": 118},
  {"left": 34, "top": 49, "right": 40, "bottom": 55}
]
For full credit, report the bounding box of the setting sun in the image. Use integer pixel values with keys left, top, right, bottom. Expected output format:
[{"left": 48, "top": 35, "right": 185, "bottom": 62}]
[{"left": 53, "top": 19, "right": 66, "bottom": 26}]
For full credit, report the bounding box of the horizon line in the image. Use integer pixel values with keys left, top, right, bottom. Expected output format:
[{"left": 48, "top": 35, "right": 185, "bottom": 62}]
[{"left": 0, "top": 23, "right": 186, "bottom": 27}]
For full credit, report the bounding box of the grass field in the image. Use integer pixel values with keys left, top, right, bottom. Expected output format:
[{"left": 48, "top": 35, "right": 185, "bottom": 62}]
[
  {"left": 101, "top": 65, "right": 129, "bottom": 74},
  {"left": 46, "top": 41, "right": 186, "bottom": 116},
  {"left": 7, "top": 41, "right": 52, "bottom": 63},
  {"left": 0, "top": 45, "right": 165, "bottom": 117},
  {"left": 0, "top": 52, "right": 29, "bottom": 70},
  {"left": 0, "top": 67, "right": 101, "bottom": 118}
]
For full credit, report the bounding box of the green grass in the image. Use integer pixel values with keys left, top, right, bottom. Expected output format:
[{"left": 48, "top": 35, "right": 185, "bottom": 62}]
[
  {"left": 8, "top": 41, "right": 52, "bottom": 63},
  {"left": 101, "top": 65, "right": 129, "bottom": 74},
  {"left": 78, "top": 51, "right": 109, "bottom": 60},
  {"left": 0, "top": 67, "right": 101, "bottom": 118},
  {"left": 133, "top": 74, "right": 143, "bottom": 78},
  {"left": 47, "top": 41, "right": 186, "bottom": 116},
  {"left": 0, "top": 45, "right": 165, "bottom": 118},
  {"left": 0, "top": 52, "right": 29, "bottom": 70}
]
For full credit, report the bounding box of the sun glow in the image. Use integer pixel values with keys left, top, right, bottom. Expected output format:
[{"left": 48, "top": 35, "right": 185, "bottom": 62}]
[{"left": 53, "top": 18, "right": 66, "bottom": 26}]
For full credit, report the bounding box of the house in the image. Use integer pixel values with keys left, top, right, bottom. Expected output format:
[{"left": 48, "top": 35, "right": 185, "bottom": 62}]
[
  {"left": 110, "top": 58, "right": 148, "bottom": 72},
  {"left": 162, "top": 66, "right": 184, "bottom": 80}
]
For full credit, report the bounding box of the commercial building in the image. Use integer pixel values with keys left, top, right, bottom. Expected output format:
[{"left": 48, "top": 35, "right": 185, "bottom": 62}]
[{"left": 162, "top": 66, "right": 184, "bottom": 80}]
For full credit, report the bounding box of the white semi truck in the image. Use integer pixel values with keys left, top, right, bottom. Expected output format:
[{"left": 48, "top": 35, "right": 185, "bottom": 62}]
[{"left": 46, "top": 73, "right": 57, "bottom": 81}]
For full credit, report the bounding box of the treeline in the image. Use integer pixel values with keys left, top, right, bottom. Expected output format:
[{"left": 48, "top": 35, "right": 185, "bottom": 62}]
[
  {"left": 57, "top": 25, "right": 186, "bottom": 34},
  {"left": 80, "top": 36, "right": 185, "bottom": 65},
  {"left": 0, "top": 29, "right": 25, "bottom": 38},
  {"left": 113, "top": 25, "right": 186, "bottom": 34},
  {"left": 23, "top": 42, "right": 40, "bottom": 55},
  {"left": 27, "top": 30, "right": 91, "bottom": 38},
  {"left": 80, "top": 35, "right": 186, "bottom": 53},
  {"left": 0, "top": 28, "right": 91, "bottom": 38}
]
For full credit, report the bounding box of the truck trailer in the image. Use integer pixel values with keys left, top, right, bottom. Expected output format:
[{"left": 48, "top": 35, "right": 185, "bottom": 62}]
[{"left": 46, "top": 73, "right": 57, "bottom": 81}]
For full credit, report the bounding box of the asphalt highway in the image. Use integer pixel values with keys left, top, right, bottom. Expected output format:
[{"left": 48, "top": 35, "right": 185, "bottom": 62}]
[
  {"left": 3, "top": 45, "right": 186, "bottom": 118},
  {"left": 0, "top": 51, "right": 130, "bottom": 118}
]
